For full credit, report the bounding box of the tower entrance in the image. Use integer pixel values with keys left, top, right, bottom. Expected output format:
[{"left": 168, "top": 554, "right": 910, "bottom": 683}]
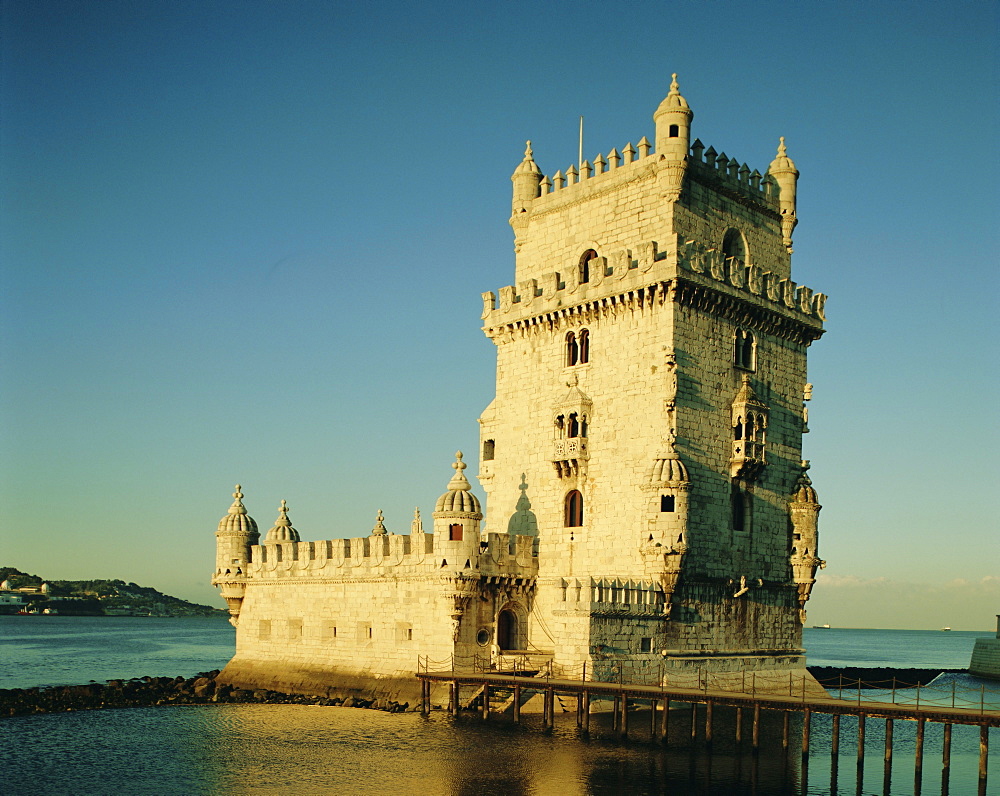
[{"left": 497, "top": 609, "right": 519, "bottom": 651}]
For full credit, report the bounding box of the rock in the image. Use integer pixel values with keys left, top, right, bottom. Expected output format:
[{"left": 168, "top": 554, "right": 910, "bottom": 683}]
[{"left": 192, "top": 678, "right": 215, "bottom": 698}]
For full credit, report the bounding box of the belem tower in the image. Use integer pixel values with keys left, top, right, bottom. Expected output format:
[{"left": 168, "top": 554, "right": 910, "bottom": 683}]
[{"left": 212, "top": 75, "right": 827, "bottom": 700}]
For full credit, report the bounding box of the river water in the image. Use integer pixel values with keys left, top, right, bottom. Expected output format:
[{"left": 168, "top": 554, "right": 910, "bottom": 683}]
[{"left": 1, "top": 617, "right": 995, "bottom": 795}]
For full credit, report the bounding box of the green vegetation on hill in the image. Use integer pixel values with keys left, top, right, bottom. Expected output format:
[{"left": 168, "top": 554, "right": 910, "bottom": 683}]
[{"left": 0, "top": 567, "right": 224, "bottom": 616}]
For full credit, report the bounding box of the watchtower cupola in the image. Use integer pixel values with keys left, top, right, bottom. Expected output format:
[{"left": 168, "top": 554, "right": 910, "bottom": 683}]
[
  {"left": 212, "top": 485, "right": 260, "bottom": 625},
  {"left": 511, "top": 140, "right": 543, "bottom": 212},
  {"left": 653, "top": 73, "right": 693, "bottom": 162},
  {"left": 768, "top": 137, "right": 799, "bottom": 252},
  {"left": 433, "top": 451, "right": 483, "bottom": 571}
]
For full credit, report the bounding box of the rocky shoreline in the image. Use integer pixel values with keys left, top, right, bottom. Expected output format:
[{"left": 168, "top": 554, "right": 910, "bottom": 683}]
[
  {"left": 3, "top": 667, "right": 969, "bottom": 719},
  {"left": 0, "top": 670, "right": 412, "bottom": 719}
]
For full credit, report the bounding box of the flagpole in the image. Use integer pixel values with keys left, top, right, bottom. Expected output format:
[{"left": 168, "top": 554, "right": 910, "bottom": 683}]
[{"left": 578, "top": 116, "right": 584, "bottom": 171}]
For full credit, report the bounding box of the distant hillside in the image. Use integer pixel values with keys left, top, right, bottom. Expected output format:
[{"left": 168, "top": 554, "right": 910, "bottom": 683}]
[{"left": 0, "top": 567, "right": 225, "bottom": 616}]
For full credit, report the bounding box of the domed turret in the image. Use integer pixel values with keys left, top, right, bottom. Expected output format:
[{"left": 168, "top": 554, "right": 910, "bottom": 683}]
[
  {"left": 264, "top": 499, "right": 300, "bottom": 543},
  {"left": 511, "top": 140, "right": 543, "bottom": 213},
  {"left": 768, "top": 137, "right": 799, "bottom": 252},
  {"left": 433, "top": 452, "right": 483, "bottom": 571},
  {"left": 217, "top": 485, "right": 259, "bottom": 537},
  {"left": 653, "top": 73, "right": 693, "bottom": 162},
  {"left": 648, "top": 451, "right": 690, "bottom": 484},
  {"left": 212, "top": 485, "right": 260, "bottom": 626},
  {"left": 791, "top": 474, "right": 819, "bottom": 505},
  {"left": 434, "top": 451, "right": 482, "bottom": 515}
]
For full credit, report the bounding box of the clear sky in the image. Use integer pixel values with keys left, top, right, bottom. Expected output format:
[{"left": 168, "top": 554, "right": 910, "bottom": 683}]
[{"left": 2, "top": 0, "right": 997, "bottom": 630}]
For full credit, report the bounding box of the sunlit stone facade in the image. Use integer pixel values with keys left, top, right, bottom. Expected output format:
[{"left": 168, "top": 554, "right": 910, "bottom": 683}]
[{"left": 212, "top": 76, "right": 827, "bottom": 699}]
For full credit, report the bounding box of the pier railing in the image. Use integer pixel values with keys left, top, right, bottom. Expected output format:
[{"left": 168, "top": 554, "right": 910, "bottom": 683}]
[{"left": 415, "top": 655, "right": 1000, "bottom": 715}]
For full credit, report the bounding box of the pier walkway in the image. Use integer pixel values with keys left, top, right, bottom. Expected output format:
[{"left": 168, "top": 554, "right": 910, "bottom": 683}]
[{"left": 416, "top": 660, "right": 999, "bottom": 793}]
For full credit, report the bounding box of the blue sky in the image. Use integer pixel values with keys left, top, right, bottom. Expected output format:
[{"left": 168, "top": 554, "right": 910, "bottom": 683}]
[{"left": 2, "top": 0, "right": 996, "bottom": 629}]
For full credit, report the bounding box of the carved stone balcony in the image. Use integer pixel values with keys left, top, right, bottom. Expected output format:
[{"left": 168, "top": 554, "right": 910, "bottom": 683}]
[{"left": 552, "top": 436, "right": 588, "bottom": 478}]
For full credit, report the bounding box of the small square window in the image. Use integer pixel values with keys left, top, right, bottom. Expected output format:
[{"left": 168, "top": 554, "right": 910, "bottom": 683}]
[
  {"left": 660, "top": 495, "right": 675, "bottom": 512},
  {"left": 640, "top": 637, "right": 652, "bottom": 653}
]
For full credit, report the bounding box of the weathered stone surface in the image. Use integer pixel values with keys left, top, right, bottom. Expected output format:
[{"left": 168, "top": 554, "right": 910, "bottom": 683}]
[{"left": 210, "top": 77, "right": 827, "bottom": 699}]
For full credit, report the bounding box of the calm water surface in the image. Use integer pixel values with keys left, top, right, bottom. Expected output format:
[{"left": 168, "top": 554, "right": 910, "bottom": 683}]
[{"left": 1, "top": 618, "right": 995, "bottom": 795}]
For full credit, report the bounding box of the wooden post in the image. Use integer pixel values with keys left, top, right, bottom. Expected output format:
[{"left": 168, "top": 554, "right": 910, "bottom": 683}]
[
  {"left": 978, "top": 724, "right": 988, "bottom": 792},
  {"left": 544, "top": 687, "right": 554, "bottom": 730},
  {"left": 691, "top": 702, "right": 698, "bottom": 740},
  {"left": 752, "top": 703, "right": 761, "bottom": 752},
  {"left": 513, "top": 684, "right": 521, "bottom": 724},
  {"left": 831, "top": 713, "right": 840, "bottom": 757},
  {"left": 801, "top": 709, "right": 811, "bottom": 760},
  {"left": 481, "top": 683, "right": 490, "bottom": 719},
  {"left": 782, "top": 710, "right": 789, "bottom": 750},
  {"left": 857, "top": 713, "right": 866, "bottom": 769},
  {"left": 611, "top": 694, "right": 619, "bottom": 733},
  {"left": 942, "top": 723, "right": 952, "bottom": 779},
  {"left": 660, "top": 698, "right": 670, "bottom": 744},
  {"left": 914, "top": 718, "right": 924, "bottom": 781},
  {"left": 582, "top": 691, "right": 590, "bottom": 735},
  {"left": 620, "top": 692, "right": 629, "bottom": 739},
  {"left": 650, "top": 699, "right": 658, "bottom": 740},
  {"left": 883, "top": 718, "right": 893, "bottom": 792},
  {"left": 420, "top": 679, "right": 428, "bottom": 716},
  {"left": 576, "top": 692, "right": 584, "bottom": 728},
  {"left": 449, "top": 681, "right": 458, "bottom": 715},
  {"left": 735, "top": 707, "right": 742, "bottom": 743},
  {"left": 705, "top": 700, "right": 713, "bottom": 747}
]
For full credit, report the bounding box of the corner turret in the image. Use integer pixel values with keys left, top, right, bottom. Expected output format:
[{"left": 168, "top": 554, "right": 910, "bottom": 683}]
[
  {"left": 768, "top": 137, "right": 799, "bottom": 252},
  {"left": 212, "top": 485, "right": 259, "bottom": 625},
  {"left": 653, "top": 74, "right": 693, "bottom": 200},
  {"left": 511, "top": 140, "right": 543, "bottom": 212},
  {"left": 653, "top": 73, "right": 693, "bottom": 160},
  {"left": 433, "top": 451, "right": 483, "bottom": 572},
  {"left": 789, "top": 466, "right": 824, "bottom": 623}
]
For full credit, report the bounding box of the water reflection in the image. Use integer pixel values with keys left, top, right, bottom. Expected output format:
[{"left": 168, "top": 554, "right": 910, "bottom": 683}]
[{"left": 2, "top": 701, "right": 991, "bottom": 795}]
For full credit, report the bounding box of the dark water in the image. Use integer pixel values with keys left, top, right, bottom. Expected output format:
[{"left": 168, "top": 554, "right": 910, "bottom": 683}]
[{"left": 1, "top": 618, "right": 995, "bottom": 795}]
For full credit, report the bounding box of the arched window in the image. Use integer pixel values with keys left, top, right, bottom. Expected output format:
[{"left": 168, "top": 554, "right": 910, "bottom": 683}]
[
  {"left": 579, "top": 249, "right": 597, "bottom": 284},
  {"left": 565, "top": 490, "right": 584, "bottom": 527},
  {"left": 668, "top": 124, "right": 679, "bottom": 138},
  {"left": 555, "top": 414, "right": 565, "bottom": 437},
  {"left": 567, "top": 413, "right": 579, "bottom": 438},
  {"left": 578, "top": 329, "right": 590, "bottom": 364},
  {"left": 734, "top": 329, "right": 756, "bottom": 370},
  {"left": 566, "top": 331, "right": 579, "bottom": 366},
  {"left": 731, "top": 484, "right": 746, "bottom": 532},
  {"left": 482, "top": 439, "right": 495, "bottom": 461},
  {"left": 722, "top": 228, "right": 747, "bottom": 263},
  {"left": 449, "top": 523, "right": 463, "bottom": 541}
]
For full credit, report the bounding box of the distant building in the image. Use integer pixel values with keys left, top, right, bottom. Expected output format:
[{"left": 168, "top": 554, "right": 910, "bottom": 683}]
[{"left": 213, "top": 76, "right": 827, "bottom": 699}]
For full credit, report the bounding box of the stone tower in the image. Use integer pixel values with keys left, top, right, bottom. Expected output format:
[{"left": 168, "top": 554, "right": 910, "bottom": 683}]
[{"left": 478, "top": 75, "right": 826, "bottom": 679}]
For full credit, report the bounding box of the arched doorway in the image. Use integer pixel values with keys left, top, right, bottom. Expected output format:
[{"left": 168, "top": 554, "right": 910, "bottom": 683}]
[{"left": 497, "top": 609, "right": 519, "bottom": 651}]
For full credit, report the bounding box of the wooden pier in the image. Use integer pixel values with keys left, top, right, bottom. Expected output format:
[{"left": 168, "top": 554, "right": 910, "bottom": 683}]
[{"left": 416, "top": 668, "right": 997, "bottom": 793}]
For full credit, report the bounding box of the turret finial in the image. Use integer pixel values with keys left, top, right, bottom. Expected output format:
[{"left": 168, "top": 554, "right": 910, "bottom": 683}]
[
  {"left": 524, "top": 140, "right": 533, "bottom": 158},
  {"left": 372, "top": 509, "right": 387, "bottom": 535},
  {"left": 669, "top": 73, "right": 680, "bottom": 94},
  {"left": 229, "top": 485, "right": 247, "bottom": 515}
]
